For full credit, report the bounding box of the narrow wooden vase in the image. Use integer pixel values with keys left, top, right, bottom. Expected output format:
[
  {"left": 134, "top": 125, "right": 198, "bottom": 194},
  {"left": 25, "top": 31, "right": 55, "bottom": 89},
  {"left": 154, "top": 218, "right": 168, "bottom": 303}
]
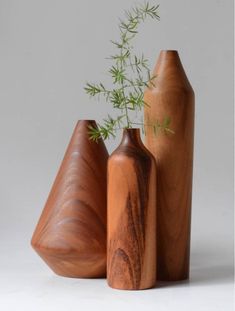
[
  {"left": 31, "top": 120, "right": 108, "bottom": 278},
  {"left": 144, "top": 50, "right": 194, "bottom": 281},
  {"left": 107, "top": 129, "right": 157, "bottom": 290}
]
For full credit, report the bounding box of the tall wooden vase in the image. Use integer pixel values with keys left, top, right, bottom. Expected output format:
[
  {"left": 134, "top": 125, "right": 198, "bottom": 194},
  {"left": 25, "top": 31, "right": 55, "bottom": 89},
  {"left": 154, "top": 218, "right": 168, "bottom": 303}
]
[
  {"left": 31, "top": 120, "right": 108, "bottom": 278},
  {"left": 107, "top": 129, "right": 156, "bottom": 290},
  {"left": 144, "top": 50, "right": 194, "bottom": 281}
]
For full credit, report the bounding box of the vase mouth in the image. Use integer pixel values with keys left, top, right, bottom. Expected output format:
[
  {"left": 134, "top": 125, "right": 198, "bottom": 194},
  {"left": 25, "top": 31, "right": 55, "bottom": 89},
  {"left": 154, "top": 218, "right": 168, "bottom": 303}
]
[
  {"left": 122, "top": 128, "right": 141, "bottom": 136},
  {"left": 78, "top": 119, "right": 96, "bottom": 122},
  {"left": 159, "top": 50, "right": 179, "bottom": 58},
  {"left": 160, "top": 50, "right": 178, "bottom": 53},
  {"left": 123, "top": 128, "right": 140, "bottom": 131}
]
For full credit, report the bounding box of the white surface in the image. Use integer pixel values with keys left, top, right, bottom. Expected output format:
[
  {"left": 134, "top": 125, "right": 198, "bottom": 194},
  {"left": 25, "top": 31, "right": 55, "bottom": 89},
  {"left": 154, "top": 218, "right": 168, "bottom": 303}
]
[
  {"left": 0, "top": 0, "right": 233, "bottom": 310},
  {"left": 0, "top": 238, "right": 233, "bottom": 311}
]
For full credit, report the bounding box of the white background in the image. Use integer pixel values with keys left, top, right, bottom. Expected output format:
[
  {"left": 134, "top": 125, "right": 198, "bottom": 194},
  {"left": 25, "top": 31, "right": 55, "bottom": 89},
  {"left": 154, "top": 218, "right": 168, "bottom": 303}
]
[{"left": 0, "top": 0, "right": 233, "bottom": 310}]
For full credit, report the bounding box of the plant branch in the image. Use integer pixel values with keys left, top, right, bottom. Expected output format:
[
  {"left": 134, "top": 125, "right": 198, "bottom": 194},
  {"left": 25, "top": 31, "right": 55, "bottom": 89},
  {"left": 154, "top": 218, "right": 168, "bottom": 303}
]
[{"left": 84, "top": 2, "right": 173, "bottom": 141}]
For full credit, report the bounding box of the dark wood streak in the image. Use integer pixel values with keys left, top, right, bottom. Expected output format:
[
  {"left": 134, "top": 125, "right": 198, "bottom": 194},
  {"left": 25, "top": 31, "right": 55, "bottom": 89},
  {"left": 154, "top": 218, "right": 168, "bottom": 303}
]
[
  {"left": 114, "top": 138, "right": 152, "bottom": 241},
  {"left": 107, "top": 128, "right": 156, "bottom": 290},
  {"left": 109, "top": 247, "right": 135, "bottom": 288},
  {"left": 134, "top": 153, "right": 151, "bottom": 240},
  {"left": 125, "top": 193, "right": 142, "bottom": 288},
  {"left": 31, "top": 120, "right": 108, "bottom": 278}
]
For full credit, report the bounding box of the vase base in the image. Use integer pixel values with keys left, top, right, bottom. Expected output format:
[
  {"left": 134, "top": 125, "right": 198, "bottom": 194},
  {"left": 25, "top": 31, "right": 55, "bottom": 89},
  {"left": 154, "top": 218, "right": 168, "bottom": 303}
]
[
  {"left": 107, "top": 282, "right": 156, "bottom": 291},
  {"left": 32, "top": 243, "right": 106, "bottom": 278},
  {"left": 157, "top": 275, "right": 189, "bottom": 282}
]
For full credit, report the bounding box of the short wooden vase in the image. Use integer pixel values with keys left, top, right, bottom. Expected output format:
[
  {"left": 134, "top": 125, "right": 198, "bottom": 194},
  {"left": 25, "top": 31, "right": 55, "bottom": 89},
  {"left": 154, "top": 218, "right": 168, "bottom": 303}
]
[
  {"left": 31, "top": 120, "right": 108, "bottom": 278},
  {"left": 107, "top": 128, "right": 157, "bottom": 290},
  {"left": 144, "top": 50, "right": 194, "bottom": 281}
]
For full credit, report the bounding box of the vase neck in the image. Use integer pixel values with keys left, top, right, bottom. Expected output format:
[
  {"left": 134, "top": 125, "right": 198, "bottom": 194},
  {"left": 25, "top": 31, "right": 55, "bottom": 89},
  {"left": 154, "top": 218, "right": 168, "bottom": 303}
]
[
  {"left": 120, "top": 128, "right": 143, "bottom": 147},
  {"left": 155, "top": 50, "right": 184, "bottom": 74},
  {"left": 153, "top": 50, "right": 192, "bottom": 89}
]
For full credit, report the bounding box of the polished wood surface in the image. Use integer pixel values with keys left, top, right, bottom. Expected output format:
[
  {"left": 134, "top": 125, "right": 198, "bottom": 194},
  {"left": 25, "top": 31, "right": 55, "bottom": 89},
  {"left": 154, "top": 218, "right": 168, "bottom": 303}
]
[
  {"left": 31, "top": 120, "right": 108, "bottom": 278},
  {"left": 144, "top": 50, "right": 194, "bottom": 281},
  {"left": 107, "top": 129, "right": 156, "bottom": 290}
]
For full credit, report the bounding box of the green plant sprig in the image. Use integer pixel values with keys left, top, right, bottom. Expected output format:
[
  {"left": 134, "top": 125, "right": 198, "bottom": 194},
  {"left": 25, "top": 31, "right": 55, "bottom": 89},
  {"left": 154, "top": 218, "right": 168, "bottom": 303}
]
[{"left": 85, "top": 2, "right": 173, "bottom": 141}]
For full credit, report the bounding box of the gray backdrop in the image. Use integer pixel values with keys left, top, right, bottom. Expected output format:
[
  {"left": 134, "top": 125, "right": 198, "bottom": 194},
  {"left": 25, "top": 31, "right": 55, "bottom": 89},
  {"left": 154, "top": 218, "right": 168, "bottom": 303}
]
[{"left": 0, "top": 0, "right": 233, "bottom": 310}]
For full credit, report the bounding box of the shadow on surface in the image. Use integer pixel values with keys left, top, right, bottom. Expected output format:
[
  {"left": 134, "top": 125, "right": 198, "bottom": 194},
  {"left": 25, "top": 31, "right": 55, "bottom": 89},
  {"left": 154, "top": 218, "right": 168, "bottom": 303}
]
[
  {"left": 189, "top": 246, "right": 234, "bottom": 286},
  {"left": 190, "top": 264, "right": 233, "bottom": 285},
  {"left": 155, "top": 246, "right": 234, "bottom": 289}
]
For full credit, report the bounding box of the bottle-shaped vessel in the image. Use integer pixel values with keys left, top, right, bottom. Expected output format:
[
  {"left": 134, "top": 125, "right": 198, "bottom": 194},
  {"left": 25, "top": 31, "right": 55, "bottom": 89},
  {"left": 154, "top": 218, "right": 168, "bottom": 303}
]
[
  {"left": 144, "top": 50, "right": 194, "bottom": 281},
  {"left": 107, "top": 128, "right": 157, "bottom": 290}
]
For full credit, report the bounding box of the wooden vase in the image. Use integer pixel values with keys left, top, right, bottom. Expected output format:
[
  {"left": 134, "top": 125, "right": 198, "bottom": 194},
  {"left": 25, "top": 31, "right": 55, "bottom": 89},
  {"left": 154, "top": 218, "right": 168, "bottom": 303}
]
[
  {"left": 144, "top": 50, "right": 194, "bottom": 281},
  {"left": 31, "top": 120, "right": 108, "bottom": 278},
  {"left": 107, "top": 128, "right": 157, "bottom": 290}
]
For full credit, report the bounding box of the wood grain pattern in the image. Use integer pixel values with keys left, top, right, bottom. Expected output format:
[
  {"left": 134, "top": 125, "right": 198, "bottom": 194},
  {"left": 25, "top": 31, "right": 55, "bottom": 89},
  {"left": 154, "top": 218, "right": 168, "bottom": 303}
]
[
  {"left": 107, "top": 129, "right": 156, "bottom": 290},
  {"left": 144, "top": 50, "right": 194, "bottom": 281},
  {"left": 31, "top": 120, "right": 108, "bottom": 278}
]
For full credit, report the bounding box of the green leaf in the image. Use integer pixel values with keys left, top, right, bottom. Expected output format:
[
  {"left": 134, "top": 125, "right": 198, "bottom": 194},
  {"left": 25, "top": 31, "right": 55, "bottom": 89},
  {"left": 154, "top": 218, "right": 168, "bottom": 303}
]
[
  {"left": 109, "top": 66, "right": 125, "bottom": 84},
  {"left": 85, "top": 2, "right": 162, "bottom": 140}
]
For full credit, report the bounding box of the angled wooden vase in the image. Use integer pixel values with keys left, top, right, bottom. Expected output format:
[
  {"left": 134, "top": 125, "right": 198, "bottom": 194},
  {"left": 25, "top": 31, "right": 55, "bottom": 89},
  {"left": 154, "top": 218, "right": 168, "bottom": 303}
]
[
  {"left": 31, "top": 120, "right": 108, "bottom": 278},
  {"left": 144, "top": 50, "right": 194, "bottom": 281},
  {"left": 107, "top": 128, "right": 157, "bottom": 290}
]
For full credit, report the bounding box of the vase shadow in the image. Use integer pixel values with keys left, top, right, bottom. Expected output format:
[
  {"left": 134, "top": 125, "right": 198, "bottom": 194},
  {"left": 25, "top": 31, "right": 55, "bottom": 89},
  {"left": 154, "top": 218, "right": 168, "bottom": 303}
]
[
  {"left": 155, "top": 245, "right": 234, "bottom": 289},
  {"left": 189, "top": 245, "right": 234, "bottom": 286}
]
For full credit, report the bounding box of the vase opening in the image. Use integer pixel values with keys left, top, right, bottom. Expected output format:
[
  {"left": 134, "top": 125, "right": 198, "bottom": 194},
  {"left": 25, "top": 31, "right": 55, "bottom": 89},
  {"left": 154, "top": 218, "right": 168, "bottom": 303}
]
[
  {"left": 78, "top": 119, "right": 95, "bottom": 122},
  {"left": 161, "top": 49, "right": 178, "bottom": 52},
  {"left": 159, "top": 50, "right": 179, "bottom": 59}
]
